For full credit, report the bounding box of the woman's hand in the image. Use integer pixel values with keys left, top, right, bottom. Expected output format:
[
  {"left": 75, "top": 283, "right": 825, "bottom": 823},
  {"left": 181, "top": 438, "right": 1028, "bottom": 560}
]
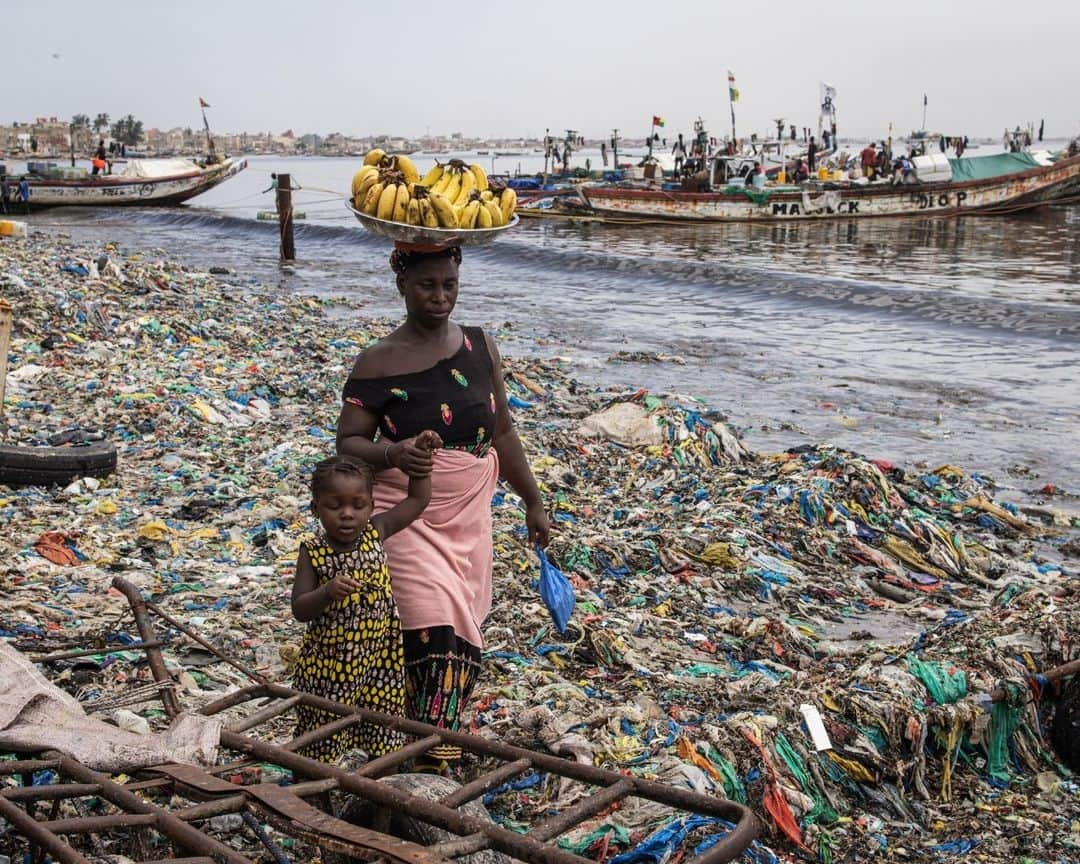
[
  {"left": 526, "top": 501, "right": 551, "bottom": 548},
  {"left": 388, "top": 437, "right": 436, "bottom": 477}
]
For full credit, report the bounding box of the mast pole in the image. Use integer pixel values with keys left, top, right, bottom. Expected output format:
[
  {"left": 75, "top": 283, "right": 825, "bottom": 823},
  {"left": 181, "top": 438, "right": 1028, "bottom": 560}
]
[{"left": 201, "top": 105, "right": 217, "bottom": 162}]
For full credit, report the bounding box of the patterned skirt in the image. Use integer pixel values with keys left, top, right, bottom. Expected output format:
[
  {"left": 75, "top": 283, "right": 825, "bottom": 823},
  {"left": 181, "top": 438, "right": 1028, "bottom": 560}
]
[{"left": 403, "top": 625, "right": 482, "bottom": 763}]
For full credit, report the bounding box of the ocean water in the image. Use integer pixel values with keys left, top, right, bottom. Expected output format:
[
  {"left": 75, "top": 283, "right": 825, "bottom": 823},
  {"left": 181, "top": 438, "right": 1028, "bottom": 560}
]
[{"left": 23, "top": 152, "right": 1080, "bottom": 502}]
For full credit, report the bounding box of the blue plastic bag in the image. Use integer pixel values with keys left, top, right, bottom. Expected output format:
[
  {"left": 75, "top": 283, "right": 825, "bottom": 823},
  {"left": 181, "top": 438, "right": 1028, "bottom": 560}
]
[{"left": 536, "top": 545, "right": 575, "bottom": 634}]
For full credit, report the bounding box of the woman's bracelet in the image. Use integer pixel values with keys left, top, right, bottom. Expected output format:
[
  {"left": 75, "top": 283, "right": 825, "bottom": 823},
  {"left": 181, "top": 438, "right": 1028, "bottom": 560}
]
[{"left": 383, "top": 443, "right": 392, "bottom": 467}]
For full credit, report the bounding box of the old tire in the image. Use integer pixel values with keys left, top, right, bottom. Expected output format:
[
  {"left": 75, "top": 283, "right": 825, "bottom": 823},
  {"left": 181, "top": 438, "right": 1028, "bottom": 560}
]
[
  {"left": 0, "top": 442, "right": 117, "bottom": 487},
  {"left": 341, "top": 772, "right": 511, "bottom": 864},
  {"left": 1052, "top": 675, "right": 1080, "bottom": 772}
]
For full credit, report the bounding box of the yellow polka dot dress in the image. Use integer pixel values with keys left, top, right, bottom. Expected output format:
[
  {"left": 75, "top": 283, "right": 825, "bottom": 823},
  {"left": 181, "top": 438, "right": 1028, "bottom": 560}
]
[{"left": 292, "top": 525, "right": 405, "bottom": 762}]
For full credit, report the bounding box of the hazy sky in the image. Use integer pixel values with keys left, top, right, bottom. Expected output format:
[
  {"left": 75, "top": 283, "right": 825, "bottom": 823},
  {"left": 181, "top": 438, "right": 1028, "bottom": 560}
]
[{"left": 9, "top": 0, "right": 1080, "bottom": 141}]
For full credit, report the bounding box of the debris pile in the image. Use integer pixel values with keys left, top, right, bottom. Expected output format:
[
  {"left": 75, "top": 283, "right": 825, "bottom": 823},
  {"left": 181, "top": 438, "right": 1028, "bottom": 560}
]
[{"left": 1, "top": 231, "right": 1077, "bottom": 863}]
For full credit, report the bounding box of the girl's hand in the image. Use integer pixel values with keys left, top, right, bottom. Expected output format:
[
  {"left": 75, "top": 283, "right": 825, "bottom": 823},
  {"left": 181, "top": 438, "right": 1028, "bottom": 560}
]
[
  {"left": 327, "top": 574, "right": 361, "bottom": 601},
  {"left": 388, "top": 437, "right": 435, "bottom": 477},
  {"left": 526, "top": 501, "right": 551, "bottom": 548},
  {"left": 414, "top": 430, "right": 443, "bottom": 452}
]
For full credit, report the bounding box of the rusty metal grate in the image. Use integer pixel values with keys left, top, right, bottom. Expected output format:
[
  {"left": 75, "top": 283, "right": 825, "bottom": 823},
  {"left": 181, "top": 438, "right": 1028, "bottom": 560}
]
[{"left": 0, "top": 577, "right": 758, "bottom": 864}]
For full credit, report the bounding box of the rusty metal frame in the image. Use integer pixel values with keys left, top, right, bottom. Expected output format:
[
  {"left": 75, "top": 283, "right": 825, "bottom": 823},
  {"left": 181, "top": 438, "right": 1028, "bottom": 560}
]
[{"left": 0, "top": 577, "right": 758, "bottom": 864}]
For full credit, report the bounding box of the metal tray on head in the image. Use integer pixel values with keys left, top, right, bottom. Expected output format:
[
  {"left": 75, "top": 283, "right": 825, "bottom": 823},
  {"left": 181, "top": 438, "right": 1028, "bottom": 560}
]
[{"left": 347, "top": 202, "right": 518, "bottom": 246}]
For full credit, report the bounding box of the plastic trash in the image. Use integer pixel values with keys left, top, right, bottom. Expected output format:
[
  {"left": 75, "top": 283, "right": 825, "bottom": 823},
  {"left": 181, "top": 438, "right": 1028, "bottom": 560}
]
[
  {"left": 0, "top": 229, "right": 1075, "bottom": 864},
  {"left": 113, "top": 709, "right": 151, "bottom": 735},
  {"left": 536, "top": 545, "right": 574, "bottom": 634}
]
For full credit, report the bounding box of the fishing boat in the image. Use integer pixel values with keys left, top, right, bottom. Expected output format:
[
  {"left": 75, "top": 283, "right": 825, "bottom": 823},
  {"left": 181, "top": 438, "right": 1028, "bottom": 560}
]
[
  {"left": 576, "top": 150, "right": 1080, "bottom": 223},
  {"left": 9, "top": 156, "right": 247, "bottom": 210}
]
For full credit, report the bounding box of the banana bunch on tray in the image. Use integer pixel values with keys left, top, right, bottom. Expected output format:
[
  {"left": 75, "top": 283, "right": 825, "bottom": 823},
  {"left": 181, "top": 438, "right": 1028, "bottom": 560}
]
[{"left": 351, "top": 149, "right": 516, "bottom": 230}]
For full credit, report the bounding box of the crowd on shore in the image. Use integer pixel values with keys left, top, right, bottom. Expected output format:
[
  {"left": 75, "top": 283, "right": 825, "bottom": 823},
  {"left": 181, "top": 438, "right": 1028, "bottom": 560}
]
[{"left": 0, "top": 229, "right": 1077, "bottom": 862}]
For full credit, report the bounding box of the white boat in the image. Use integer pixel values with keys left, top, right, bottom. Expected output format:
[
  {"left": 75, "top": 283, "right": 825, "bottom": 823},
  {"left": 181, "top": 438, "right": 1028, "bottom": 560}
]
[{"left": 10, "top": 157, "right": 247, "bottom": 209}]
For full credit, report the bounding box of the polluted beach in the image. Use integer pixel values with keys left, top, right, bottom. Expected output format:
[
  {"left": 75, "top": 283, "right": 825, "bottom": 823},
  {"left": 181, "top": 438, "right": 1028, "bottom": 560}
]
[{"left": 1, "top": 8, "right": 1079, "bottom": 864}]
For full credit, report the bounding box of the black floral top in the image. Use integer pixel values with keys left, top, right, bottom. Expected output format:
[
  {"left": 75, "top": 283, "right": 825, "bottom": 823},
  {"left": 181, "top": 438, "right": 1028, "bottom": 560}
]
[{"left": 343, "top": 326, "right": 496, "bottom": 456}]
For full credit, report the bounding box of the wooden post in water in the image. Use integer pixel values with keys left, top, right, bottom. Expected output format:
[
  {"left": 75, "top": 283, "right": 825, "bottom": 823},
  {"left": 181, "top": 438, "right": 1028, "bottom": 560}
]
[
  {"left": 0, "top": 298, "right": 12, "bottom": 436},
  {"left": 276, "top": 173, "right": 295, "bottom": 262}
]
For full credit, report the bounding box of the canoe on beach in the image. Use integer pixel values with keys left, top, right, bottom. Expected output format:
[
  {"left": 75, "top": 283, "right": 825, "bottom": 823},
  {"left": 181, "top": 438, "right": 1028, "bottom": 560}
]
[{"left": 8, "top": 157, "right": 247, "bottom": 210}]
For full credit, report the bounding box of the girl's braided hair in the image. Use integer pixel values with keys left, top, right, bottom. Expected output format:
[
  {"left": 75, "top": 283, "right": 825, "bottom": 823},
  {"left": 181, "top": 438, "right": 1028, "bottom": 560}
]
[
  {"left": 389, "top": 245, "right": 462, "bottom": 275},
  {"left": 310, "top": 454, "right": 374, "bottom": 498}
]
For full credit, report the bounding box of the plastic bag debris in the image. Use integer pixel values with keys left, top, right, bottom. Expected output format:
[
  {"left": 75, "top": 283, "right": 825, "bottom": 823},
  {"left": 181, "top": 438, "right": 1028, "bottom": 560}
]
[
  {"left": 0, "top": 230, "right": 1076, "bottom": 864},
  {"left": 537, "top": 545, "right": 575, "bottom": 634}
]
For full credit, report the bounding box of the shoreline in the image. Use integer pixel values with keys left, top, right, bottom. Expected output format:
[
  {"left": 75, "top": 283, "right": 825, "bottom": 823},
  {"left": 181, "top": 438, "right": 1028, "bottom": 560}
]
[
  {"left": 31, "top": 183, "right": 1080, "bottom": 503},
  {"left": 0, "top": 229, "right": 1077, "bottom": 861}
]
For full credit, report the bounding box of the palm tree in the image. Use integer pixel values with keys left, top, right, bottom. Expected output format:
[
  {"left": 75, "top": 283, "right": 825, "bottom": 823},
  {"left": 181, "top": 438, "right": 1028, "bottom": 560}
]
[
  {"left": 93, "top": 113, "right": 110, "bottom": 134},
  {"left": 110, "top": 114, "right": 145, "bottom": 147},
  {"left": 71, "top": 113, "right": 90, "bottom": 129},
  {"left": 125, "top": 114, "right": 144, "bottom": 145}
]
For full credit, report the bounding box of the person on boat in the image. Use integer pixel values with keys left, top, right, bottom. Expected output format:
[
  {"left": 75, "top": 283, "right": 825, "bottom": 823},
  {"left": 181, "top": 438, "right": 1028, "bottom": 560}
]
[
  {"left": 262, "top": 173, "right": 280, "bottom": 215},
  {"left": 860, "top": 142, "right": 878, "bottom": 179},
  {"left": 793, "top": 158, "right": 810, "bottom": 184},
  {"left": 672, "top": 135, "right": 687, "bottom": 176},
  {"left": 807, "top": 136, "right": 818, "bottom": 172},
  {"left": 876, "top": 143, "right": 890, "bottom": 176},
  {"left": 749, "top": 162, "right": 766, "bottom": 188},
  {"left": 336, "top": 242, "right": 550, "bottom": 772},
  {"left": 93, "top": 140, "right": 111, "bottom": 175},
  {"left": 822, "top": 129, "right": 831, "bottom": 151},
  {"left": 17, "top": 178, "right": 30, "bottom": 214},
  {"left": 892, "top": 154, "right": 915, "bottom": 185}
]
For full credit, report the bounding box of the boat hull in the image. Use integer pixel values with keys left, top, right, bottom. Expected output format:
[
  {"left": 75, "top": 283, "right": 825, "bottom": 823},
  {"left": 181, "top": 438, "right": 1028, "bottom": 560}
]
[
  {"left": 580, "top": 154, "right": 1080, "bottom": 222},
  {"left": 11, "top": 158, "right": 247, "bottom": 210}
]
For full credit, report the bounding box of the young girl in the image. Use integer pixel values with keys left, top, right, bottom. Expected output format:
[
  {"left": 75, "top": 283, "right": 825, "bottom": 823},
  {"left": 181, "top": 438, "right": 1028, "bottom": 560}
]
[{"left": 291, "top": 433, "right": 440, "bottom": 763}]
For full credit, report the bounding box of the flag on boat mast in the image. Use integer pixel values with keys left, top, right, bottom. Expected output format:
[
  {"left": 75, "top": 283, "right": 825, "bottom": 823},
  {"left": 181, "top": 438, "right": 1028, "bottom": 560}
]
[
  {"left": 652, "top": 115, "right": 665, "bottom": 128},
  {"left": 198, "top": 97, "right": 211, "bottom": 108}
]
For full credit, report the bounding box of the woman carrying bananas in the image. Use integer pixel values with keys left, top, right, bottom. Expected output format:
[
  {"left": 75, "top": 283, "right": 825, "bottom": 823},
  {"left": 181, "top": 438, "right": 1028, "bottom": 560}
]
[{"left": 336, "top": 241, "right": 550, "bottom": 771}]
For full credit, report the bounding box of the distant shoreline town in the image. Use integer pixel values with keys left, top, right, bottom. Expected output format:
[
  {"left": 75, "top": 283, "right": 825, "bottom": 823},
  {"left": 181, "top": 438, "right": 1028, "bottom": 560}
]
[
  {"left": 2, "top": 114, "right": 1060, "bottom": 166},
  {"left": 1, "top": 115, "right": 657, "bottom": 160}
]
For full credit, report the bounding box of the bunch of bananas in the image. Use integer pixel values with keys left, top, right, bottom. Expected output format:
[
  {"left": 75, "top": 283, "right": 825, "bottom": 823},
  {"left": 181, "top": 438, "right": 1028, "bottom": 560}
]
[{"left": 351, "top": 150, "right": 517, "bottom": 231}]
